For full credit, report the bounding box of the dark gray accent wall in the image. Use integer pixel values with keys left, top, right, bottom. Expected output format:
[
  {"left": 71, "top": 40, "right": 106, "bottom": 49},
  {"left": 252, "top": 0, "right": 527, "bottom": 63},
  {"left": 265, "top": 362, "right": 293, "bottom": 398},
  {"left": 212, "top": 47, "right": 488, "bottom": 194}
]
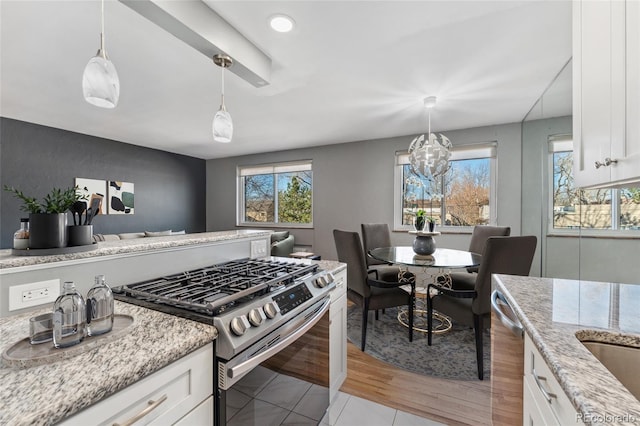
[{"left": 0, "top": 118, "right": 206, "bottom": 248}]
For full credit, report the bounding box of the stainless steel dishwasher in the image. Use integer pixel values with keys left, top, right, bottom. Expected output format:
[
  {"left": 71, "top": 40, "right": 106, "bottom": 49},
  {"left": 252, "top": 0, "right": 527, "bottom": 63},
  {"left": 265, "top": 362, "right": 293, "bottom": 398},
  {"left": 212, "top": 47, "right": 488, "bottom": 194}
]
[{"left": 490, "top": 289, "right": 525, "bottom": 425}]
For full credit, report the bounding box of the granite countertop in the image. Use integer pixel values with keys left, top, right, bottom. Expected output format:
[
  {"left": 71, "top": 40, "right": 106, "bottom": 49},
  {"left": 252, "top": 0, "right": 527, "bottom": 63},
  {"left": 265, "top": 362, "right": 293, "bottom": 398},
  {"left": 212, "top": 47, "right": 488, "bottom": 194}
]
[
  {"left": 0, "top": 229, "right": 271, "bottom": 269},
  {"left": 0, "top": 301, "right": 217, "bottom": 426},
  {"left": 494, "top": 275, "right": 640, "bottom": 425}
]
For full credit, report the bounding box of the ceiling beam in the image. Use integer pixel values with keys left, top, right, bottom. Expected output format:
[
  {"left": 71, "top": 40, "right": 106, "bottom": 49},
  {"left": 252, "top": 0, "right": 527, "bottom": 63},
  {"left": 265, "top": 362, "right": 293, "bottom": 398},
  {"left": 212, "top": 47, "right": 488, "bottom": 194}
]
[{"left": 119, "top": 0, "right": 271, "bottom": 88}]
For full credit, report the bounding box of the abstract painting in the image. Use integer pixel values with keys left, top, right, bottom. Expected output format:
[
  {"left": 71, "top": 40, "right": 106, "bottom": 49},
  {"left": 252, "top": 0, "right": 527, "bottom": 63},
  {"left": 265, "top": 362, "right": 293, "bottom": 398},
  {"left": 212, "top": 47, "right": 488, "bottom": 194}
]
[
  {"left": 108, "top": 181, "right": 134, "bottom": 214},
  {"left": 75, "top": 178, "right": 106, "bottom": 216}
]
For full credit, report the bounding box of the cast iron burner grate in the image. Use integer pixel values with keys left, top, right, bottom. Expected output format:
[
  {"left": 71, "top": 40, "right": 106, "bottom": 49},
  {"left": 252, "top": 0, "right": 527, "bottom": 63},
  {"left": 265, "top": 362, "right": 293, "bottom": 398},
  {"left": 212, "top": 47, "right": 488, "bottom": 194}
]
[{"left": 113, "top": 258, "right": 318, "bottom": 315}]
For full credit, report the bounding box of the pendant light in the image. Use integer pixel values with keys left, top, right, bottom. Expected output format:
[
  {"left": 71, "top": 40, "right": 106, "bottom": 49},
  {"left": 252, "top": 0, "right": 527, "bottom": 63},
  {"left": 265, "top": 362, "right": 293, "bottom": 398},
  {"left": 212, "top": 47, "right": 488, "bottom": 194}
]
[
  {"left": 212, "top": 54, "right": 234, "bottom": 143},
  {"left": 82, "top": 0, "right": 120, "bottom": 108},
  {"left": 408, "top": 96, "right": 452, "bottom": 179}
]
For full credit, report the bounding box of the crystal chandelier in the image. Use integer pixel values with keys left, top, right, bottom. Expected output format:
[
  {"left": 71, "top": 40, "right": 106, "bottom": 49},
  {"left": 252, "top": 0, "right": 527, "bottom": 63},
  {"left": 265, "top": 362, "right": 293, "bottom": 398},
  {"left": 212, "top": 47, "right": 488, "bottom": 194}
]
[
  {"left": 82, "top": 0, "right": 120, "bottom": 108},
  {"left": 212, "top": 54, "right": 233, "bottom": 143},
  {"left": 408, "top": 96, "right": 451, "bottom": 179}
]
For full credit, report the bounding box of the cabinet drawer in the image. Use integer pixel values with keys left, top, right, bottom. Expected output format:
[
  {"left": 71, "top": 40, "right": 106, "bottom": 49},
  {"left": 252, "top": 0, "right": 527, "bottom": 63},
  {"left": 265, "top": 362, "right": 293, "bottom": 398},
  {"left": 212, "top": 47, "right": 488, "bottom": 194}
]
[
  {"left": 524, "top": 335, "right": 583, "bottom": 426},
  {"left": 60, "top": 344, "right": 213, "bottom": 426}
]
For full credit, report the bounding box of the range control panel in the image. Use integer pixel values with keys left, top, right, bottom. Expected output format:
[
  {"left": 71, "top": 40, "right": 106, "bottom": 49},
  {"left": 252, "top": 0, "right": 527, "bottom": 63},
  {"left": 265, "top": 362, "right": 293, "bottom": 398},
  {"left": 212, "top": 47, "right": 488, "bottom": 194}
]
[{"left": 272, "top": 283, "right": 313, "bottom": 315}]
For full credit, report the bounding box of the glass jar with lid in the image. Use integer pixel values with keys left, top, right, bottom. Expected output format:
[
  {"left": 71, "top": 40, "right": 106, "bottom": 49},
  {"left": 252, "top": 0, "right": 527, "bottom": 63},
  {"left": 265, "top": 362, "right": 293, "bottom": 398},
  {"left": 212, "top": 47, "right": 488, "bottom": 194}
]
[{"left": 13, "top": 218, "right": 29, "bottom": 250}]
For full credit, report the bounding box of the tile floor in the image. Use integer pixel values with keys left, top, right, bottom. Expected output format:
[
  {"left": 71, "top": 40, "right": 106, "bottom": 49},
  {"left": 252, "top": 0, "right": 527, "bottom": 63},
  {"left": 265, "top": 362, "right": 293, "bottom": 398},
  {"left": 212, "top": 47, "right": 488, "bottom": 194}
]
[{"left": 327, "top": 391, "right": 445, "bottom": 426}]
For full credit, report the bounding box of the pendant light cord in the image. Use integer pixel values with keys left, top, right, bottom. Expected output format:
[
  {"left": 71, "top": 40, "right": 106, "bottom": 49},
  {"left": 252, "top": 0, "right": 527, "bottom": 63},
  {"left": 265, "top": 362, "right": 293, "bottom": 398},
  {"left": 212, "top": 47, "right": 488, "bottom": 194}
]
[
  {"left": 221, "top": 65, "right": 225, "bottom": 108},
  {"left": 100, "top": 0, "right": 106, "bottom": 58}
]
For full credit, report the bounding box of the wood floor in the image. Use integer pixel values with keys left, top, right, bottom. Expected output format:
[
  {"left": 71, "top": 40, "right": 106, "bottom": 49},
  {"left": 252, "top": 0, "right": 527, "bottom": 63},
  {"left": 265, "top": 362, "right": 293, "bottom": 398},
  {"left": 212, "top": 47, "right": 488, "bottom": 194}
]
[{"left": 339, "top": 311, "right": 523, "bottom": 426}]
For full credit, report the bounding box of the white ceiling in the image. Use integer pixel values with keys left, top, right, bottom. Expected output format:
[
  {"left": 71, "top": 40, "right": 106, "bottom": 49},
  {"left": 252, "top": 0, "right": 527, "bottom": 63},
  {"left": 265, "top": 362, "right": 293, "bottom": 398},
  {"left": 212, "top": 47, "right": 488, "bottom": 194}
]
[{"left": 0, "top": 1, "right": 572, "bottom": 160}]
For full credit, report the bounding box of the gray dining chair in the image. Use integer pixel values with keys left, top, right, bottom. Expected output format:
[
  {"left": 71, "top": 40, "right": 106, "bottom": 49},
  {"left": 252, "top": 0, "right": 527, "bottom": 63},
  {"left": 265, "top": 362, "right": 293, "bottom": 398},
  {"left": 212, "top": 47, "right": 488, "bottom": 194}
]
[
  {"left": 449, "top": 225, "right": 511, "bottom": 291},
  {"left": 333, "top": 229, "right": 415, "bottom": 351},
  {"left": 361, "top": 223, "right": 401, "bottom": 282},
  {"left": 427, "top": 235, "right": 536, "bottom": 380}
]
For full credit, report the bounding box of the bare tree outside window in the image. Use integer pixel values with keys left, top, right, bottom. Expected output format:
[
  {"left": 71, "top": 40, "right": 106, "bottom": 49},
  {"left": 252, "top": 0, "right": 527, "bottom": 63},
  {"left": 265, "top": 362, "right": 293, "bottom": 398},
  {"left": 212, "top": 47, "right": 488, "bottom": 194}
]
[
  {"left": 241, "top": 167, "right": 312, "bottom": 225},
  {"left": 552, "top": 151, "right": 640, "bottom": 230},
  {"left": 402, "top": 157, "right": 490, "bottom": 227}
]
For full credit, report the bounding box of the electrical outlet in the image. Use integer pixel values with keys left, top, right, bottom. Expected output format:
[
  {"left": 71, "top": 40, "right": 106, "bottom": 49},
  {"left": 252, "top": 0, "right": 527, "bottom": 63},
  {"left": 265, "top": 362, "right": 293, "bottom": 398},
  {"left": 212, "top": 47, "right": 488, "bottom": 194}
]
[
  {"left": 250, "top": 240, "right": 268, "bottom": 258},
  {"left": 9, "top": 279, "right": 60, "bottom": 311}
]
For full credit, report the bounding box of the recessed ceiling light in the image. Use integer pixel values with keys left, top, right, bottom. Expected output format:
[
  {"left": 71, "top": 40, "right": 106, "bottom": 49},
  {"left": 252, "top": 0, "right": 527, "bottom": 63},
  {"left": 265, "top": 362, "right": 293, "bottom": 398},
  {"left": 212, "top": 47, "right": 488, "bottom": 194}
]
[{"left": 269, "top": 14, "right": 295, "bottom": 33}]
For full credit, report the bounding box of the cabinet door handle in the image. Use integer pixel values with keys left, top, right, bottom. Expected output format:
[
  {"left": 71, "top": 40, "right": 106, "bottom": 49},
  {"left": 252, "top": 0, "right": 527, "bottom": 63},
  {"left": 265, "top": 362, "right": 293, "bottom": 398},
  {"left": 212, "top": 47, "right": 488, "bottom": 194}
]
[
  {"left": 532, "top": 368, "right": 557, "bottom": 403},
  {"left": 113, "top": 394, "right": 168, "bottom": 426},
  {"left": 595, "top": 157, "right": 618, "bottom": 169}
]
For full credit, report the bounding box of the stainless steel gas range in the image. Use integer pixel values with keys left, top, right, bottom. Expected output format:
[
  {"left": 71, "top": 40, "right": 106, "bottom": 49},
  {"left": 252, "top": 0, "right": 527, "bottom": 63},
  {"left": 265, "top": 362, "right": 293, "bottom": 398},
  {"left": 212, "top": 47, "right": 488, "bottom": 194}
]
[{"left": 113, "top": 257, "right": 336, "bottom": 426}]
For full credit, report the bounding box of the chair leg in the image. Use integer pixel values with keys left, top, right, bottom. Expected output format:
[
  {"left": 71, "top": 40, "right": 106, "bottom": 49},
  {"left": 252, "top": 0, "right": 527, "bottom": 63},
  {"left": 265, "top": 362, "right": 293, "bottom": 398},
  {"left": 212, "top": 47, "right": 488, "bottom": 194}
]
[
  {"left": 427, "top": 293, "right": 433, "bottom": 346},
  {"left": 361, "top": 298, "right": 370, "bottom": 352},
  {"left": 408, "top": 292, "right": 414, "bottom": 342},
  {"left": 375, "top": 310, "right": 379, "bottom": 321},
  {"left": 474, "top": 314, "right": 484, "bottom": 380}
]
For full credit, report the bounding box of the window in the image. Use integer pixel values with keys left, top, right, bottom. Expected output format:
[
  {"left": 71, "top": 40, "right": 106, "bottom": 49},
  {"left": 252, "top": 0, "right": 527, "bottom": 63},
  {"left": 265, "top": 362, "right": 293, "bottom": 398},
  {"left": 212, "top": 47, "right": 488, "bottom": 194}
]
[
  {"left": 238, "top": 161, "right": 313, "bottom": 227},
  {"left": 394, "top": 144, "right": 496, "bottom": 230},
  {"left": 550, "top": 138, "right": 640, "bottom": 232}
]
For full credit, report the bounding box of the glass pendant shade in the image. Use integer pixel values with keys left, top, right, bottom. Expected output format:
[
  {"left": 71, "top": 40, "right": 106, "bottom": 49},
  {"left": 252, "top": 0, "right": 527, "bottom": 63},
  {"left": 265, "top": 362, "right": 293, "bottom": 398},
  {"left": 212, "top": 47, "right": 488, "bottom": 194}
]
[
  {"left": 212, "top": 54, "right": 234, "bottom": 143},
  {"left": 408, "top": 96, "right": 451, "bottom": 179},
  {"left": 213, "top": 106, "right": 233, "bottom": 143},
  {"left": 82, "top": 49, "right": 120, "bottom": 108},
  {"left": 408, "top": 132, "right": 452, "bottom": 179}
]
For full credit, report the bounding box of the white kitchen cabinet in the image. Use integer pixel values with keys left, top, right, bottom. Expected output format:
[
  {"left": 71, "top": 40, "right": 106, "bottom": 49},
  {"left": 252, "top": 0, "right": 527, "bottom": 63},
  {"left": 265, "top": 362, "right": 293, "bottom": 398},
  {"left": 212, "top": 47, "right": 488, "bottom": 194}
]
[
  {"left": 174, "top": 396, "right": 213, "bottom": 426},
  {"left": 523, "top": 334, "right": 584, "bottom": 426},
  {"left": 573, "top": 0, "right": 640, "bottom": 188},
  {"left": 329, "top": 269, "right": 347, "bottom": 402},
  {"left": 59, "top": 343, "right": 214, "bottom": 426}
]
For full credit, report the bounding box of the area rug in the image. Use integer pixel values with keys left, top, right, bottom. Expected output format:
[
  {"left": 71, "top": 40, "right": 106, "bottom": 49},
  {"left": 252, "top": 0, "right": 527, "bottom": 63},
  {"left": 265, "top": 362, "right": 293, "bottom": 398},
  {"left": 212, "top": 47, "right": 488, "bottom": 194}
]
[{"left": 346, "top": 305, "right": 491, "bottom": 380}]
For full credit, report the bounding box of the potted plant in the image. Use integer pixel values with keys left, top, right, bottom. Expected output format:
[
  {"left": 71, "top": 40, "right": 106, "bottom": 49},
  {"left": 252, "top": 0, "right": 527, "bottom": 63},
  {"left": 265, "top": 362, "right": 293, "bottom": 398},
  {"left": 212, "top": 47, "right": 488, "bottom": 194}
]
[
  {"left": 4, "top": 185, "right": 87, "bottom": 248},
  {"left": 427, "top": 216, "right": 436, "bottom": 232},
  {"left": 415, "top": 209, "right": 426, "bottom": 231}
]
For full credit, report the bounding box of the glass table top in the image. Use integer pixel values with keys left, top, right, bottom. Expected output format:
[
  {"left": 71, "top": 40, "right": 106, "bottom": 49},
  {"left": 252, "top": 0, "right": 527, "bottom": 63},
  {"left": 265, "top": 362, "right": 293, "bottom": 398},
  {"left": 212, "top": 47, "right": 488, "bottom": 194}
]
[{"left": 368, "top": 246, "right": 482, "bottom": 269}]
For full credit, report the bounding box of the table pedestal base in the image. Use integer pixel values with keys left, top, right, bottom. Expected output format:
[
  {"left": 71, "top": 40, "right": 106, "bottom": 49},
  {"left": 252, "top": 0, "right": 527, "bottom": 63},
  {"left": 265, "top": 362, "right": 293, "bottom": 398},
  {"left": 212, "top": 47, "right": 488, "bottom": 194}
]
[{"left": 397, "top": 308, "right": 452, "bottom": 334}]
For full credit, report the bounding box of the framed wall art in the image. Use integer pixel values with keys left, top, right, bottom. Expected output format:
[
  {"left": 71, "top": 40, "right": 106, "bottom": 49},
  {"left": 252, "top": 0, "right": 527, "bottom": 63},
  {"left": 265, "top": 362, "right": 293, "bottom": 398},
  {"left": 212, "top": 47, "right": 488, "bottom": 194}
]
[{"left": 108, "top": 181, "right": 134, "bottom": 214}]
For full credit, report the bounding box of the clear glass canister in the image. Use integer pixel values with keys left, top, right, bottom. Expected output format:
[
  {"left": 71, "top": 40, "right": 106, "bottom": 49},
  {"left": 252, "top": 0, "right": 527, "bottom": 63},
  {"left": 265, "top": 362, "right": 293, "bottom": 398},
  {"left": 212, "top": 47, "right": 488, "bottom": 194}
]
[
  {"left": 53, "top": 281, "right": 86, "bottom": 348},
  {"left": 86, "top": 275, "right": 114, "bottom": 336},
  {"left": 13, "top": 218, "right": 29, "bottom": 250}
]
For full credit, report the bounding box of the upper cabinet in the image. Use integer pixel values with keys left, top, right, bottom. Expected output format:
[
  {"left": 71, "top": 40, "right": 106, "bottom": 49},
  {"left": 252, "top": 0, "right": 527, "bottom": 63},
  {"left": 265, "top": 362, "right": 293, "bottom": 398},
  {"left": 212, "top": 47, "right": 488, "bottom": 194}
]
[{"left": 573, "top": 0, "right": 640, "bottom": 188}]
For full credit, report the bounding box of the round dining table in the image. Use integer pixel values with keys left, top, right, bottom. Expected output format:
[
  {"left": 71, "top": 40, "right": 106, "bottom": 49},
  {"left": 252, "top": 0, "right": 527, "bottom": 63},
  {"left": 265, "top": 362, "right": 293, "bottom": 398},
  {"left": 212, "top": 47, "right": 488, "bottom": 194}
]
[
  {"left": 367, "top": 246, "right": 482, "bottom": 333},
  {"left": 368, "top": 247, "right": 482, "bottom": 269}
]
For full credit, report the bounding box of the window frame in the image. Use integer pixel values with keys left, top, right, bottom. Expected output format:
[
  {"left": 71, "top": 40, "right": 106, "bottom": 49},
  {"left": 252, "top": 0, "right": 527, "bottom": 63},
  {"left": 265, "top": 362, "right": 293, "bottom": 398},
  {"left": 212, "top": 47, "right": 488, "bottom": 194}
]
[
  {"left": 237, "top": 160, "right": 313, "bottom": 228},
  {"left": 548, "top": 138, "right": 639, "bottom": 237},
  {"left": 394, "top": 143, "right": 497, "bottom": 232}
]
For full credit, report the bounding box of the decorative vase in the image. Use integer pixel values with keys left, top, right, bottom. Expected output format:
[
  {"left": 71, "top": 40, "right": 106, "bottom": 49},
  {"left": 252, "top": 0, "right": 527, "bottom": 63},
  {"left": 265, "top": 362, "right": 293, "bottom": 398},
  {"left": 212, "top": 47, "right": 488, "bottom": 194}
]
[
  {"left": 415, "top": 216, "right": 425, "bottom": 231},
  {"left": 29, "top": 213, "right": 68, "bottom": 248},
  {"left": 413, "top": 235, "right": 436, "bottom": 255},
  {"left": 428, "top": 221, "right": 435, "bottom": 232},
  {"left": 68, "top": 225, "right": 93, "bottom": 247}
]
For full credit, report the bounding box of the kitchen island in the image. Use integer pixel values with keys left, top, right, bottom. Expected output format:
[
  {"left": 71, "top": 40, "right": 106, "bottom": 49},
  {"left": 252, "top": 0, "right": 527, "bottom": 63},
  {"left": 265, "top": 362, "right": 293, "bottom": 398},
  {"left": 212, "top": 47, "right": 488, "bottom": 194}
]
[
  {"left": 0, "top": 301, "right": 217, "bottom": 426},
  {"left": 494, "top": 275, "right": 640, "bottom": 425},
  {"left": 0, "top": 230, "right": 271, "bottom": 317}
]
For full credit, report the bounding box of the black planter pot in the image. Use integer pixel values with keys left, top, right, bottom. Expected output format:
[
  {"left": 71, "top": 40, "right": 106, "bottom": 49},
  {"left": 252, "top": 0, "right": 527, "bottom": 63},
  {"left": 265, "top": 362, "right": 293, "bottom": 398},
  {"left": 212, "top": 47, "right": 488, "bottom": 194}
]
[
  {"left": 415, "top": 216, "right": 425, "bottom": 231},
  {"left": 29, "top": 213, "right": 68, "bottom": 248}
]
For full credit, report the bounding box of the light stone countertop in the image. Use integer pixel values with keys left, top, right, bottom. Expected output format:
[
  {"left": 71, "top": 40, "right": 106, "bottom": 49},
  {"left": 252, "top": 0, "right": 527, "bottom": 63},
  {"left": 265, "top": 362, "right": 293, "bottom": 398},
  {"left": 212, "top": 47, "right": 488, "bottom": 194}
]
[
  {"left": 0, "top": 301, "right": 217, "bottom": 426},
  {"left": 494, "top": 274, "right": 640, "bottom": 425},
  {"left": 0, "top": 229, "right": 271, "bottom": 269}
]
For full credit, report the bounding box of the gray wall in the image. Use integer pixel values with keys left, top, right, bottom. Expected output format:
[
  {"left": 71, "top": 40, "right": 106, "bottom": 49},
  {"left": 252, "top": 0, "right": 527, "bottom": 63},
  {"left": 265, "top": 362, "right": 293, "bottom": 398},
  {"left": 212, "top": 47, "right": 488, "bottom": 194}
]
[
  {"left": 206, "top": 122, "right": 523, "bottom": 261},
  {"left": 0, "top": 118, "right": 206, "bottom": 248},
  {"left": 522, "top": 115, "right": 640, "bottom": 284}
]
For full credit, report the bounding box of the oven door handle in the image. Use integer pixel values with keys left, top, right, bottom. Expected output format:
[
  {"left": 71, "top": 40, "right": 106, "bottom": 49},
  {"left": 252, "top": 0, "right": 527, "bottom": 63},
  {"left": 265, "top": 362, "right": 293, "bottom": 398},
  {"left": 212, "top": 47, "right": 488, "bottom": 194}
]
[{"left": 228, "top": 297, "right": 330, "bottom": 379}]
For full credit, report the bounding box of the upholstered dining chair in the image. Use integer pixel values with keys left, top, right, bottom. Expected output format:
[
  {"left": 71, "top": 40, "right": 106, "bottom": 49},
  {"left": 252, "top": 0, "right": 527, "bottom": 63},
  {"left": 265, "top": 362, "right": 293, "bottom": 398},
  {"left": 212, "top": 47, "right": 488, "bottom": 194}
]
[
  {"left": 333, "top": 229, "right": 415, "bottom": 351},
  {"left": 449, "top": 225, "right": 511, "bottom": 291},
  {"left": 427, "top": 235, "right": 536, "bottom": 380},
  {"left": 361, "top": 223, "right": 400, "bottom": 281}
]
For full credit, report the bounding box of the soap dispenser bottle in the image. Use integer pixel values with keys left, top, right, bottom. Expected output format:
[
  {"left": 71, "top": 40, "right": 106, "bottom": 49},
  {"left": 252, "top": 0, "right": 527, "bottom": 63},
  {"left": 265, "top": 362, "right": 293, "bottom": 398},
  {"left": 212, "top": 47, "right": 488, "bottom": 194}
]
[
  {"left": 86, "top": 274, "right": 114, "bottom": 336},
  {"left": 53, "top": 281, "right": 86, "bottom": 348}
]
